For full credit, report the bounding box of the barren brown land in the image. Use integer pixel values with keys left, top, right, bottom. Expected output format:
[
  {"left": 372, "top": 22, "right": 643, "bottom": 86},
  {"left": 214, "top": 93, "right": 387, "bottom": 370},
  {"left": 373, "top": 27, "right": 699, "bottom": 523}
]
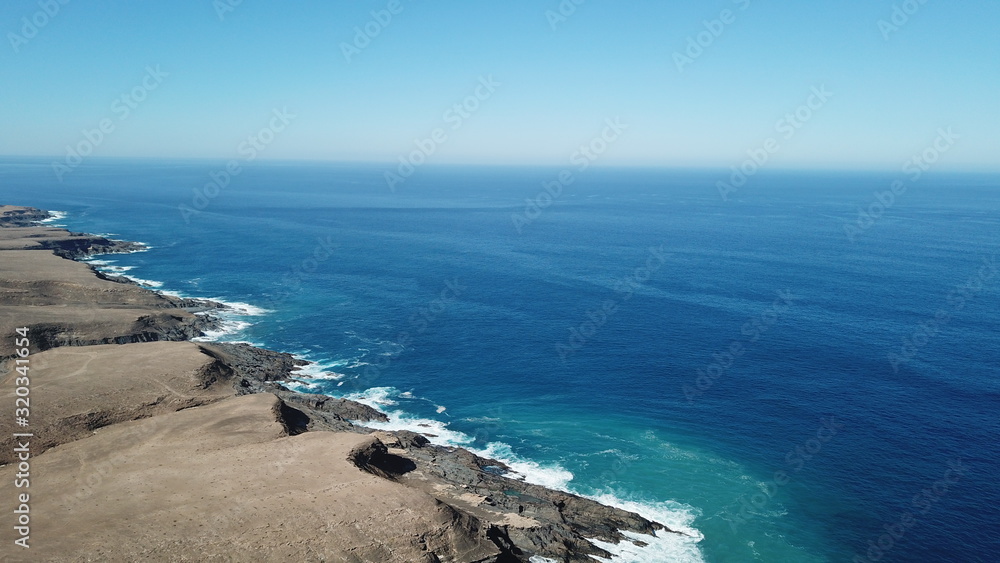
[{"left": 0, "top": 205, "right": 679, "bottom": 562}]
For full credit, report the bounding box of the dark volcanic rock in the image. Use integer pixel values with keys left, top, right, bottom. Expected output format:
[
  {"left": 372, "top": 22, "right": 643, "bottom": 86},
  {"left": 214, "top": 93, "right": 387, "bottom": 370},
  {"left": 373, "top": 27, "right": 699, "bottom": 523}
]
[
  {"left": 271, "top": 391, "right": 390, "bottom": 434},
  {"left": 197, "top": 342, "right": 303, "bottom": 394},
  {"left": 24, "top": 313, "right": 221, "bottom": 354},
  {"left": 394, "top": 440, "right": 680, "bottom": 562},
  {"left": 195, "top": 343, "right": 392, "bottom": 434},
  {"left": 278, "top": 391, "right": 388, "bottom": 423},
  {"left": 347, "top": 436, "right": 417, "bottom": 479},
  {"left": 0, "top": 206, "right": 50, "bottom": 226},
  {"left": 38, "top": 234, "right": 146, "bottom": 259},
  {"left": 395, "top": 429, "right": 431, "bottom": 448}
]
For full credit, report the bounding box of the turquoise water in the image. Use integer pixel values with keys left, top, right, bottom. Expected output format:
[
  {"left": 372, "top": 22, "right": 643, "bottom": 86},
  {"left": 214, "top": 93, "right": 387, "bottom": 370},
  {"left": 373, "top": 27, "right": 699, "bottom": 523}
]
[{"left": 4, "top": 158, "right": 999, "bottom": 561}]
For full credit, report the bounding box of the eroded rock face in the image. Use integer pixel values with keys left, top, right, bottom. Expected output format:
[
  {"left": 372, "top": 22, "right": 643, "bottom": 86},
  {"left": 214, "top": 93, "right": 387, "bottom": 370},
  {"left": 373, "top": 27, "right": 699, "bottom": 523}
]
[
  {"left": 360, "top": 431, "right": 678, "bottom": 562},
  {"left": 38, "top": 235, "right": 146, "bottom": 259},
  {"left": 22, "top": 313, "right": 220, "bottom": 353},
  {"left": 0, "top": 206, "right": 50, "bottom": 226},
  {"left": 281, "top": 391, "right": 389, "bottom": 422},
  {"left": 197, "top": 342, "right": 304, "bottom": 393}
]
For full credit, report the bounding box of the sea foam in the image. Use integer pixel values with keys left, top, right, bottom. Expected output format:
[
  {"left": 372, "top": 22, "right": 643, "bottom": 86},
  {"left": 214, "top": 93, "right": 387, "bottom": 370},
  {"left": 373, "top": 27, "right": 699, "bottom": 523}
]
[
  {"left": 84, "top": 257, "right": 271, "bottom": 343},
  {"left": 37, "top": 210, "right": 67, "bottom": 225},
  {"left": 585, "top": 494, "right": 705, "bottom": 563}
]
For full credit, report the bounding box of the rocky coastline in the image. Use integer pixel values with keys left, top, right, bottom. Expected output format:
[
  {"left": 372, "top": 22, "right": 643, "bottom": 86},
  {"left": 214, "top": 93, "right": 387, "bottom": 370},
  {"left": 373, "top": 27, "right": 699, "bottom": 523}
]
[{"left": 0, "top": 205, "right": 680, "bottom": 562}]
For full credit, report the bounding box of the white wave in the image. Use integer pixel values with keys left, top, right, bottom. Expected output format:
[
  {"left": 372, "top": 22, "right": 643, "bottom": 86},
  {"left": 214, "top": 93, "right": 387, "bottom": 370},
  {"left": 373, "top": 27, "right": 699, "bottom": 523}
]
[
  {"left": 189, "top": 310, "right": 255, "bottom": 342},
  {"left": 120, "top": 275, "right": 163, "bottom": 288},
  {"left": 156, "top": 288, "right": 186, "bottom": 299},
  {"left": 530, "top": 557, "right": 559, "bottom": 563},
  {"left": 290, "top": 361, "right": 347, "bottom": 381},
  {"left": 94, "top": 240, "right": 151, "bottom": 254},
  {"left": 287, "top": 351, "right": 370, "bottom": 374},
  {"left": 227, "top": 340, "right": 266, "bottom": 347},
  {"left": 83, "top": 257, "right": 165, "bottom": 287},
  {"left": 346, "top": 390, "right": 478, "bottom": 445},
  {"left": 38, "top": 210, "right": 67, "bottom": 225},
  {"left": 344, "top": 386, "right": 403, "bottom": 409},
  {"left": 368, "top": 414, "right": 476, "bottom": 445},
  {"left": 191, "top": 320, "right": 252, "bottom": 342},
  {"left": 585, "top": 494, "right": 705, "bottom": 563},
  {"left": 207, "top": 299, "right": 272, "bottom": 316},
  {"left": 85, "top": 260, "right": 135, "bottom": 274},
  {"left": 159, "top": 295, "right": 271, "bottom": 343},
  {"left": 475, "top": 441, "right": 575, "bottom": 491},
  {"left": 284, "top": 380, "right": 316, "bottom": 392}
]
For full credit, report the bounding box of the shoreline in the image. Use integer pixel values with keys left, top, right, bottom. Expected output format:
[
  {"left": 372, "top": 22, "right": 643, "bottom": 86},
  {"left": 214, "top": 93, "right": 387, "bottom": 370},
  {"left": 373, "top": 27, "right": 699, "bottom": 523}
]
[{"left": 0, "top": 205, "right": 690, "bottom": 562}]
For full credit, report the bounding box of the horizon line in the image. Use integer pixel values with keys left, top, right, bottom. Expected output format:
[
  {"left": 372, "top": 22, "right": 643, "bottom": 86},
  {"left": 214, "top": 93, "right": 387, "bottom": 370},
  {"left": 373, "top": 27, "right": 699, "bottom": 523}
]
[{"left": 1, "top": 154, "right": 999, "bottom": 176}]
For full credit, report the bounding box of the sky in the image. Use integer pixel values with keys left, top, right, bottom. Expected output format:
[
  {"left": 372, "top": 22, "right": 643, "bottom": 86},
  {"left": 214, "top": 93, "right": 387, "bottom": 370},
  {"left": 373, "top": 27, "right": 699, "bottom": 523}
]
[{"left": 1, "top": 0, "right": 998, "bottom": 170}]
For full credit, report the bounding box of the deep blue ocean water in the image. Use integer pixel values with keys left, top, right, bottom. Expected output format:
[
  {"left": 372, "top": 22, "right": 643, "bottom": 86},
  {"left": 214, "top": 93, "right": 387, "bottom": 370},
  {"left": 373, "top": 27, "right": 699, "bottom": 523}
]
[{"left": 3, "top": 158, "right": 998, "bottom": 562}]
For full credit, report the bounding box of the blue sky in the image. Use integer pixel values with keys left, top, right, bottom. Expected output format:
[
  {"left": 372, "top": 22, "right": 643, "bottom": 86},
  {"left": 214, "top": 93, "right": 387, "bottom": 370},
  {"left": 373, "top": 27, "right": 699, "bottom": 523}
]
[{"left": 2, "top": 0, "right": 998, "bottom": 170}]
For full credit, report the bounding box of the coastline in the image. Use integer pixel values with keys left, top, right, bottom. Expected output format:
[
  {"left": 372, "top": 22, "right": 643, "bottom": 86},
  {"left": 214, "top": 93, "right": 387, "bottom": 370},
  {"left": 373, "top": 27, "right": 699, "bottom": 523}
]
[{"left": 0, "top": 205, "right": 686, "bottom": 562}]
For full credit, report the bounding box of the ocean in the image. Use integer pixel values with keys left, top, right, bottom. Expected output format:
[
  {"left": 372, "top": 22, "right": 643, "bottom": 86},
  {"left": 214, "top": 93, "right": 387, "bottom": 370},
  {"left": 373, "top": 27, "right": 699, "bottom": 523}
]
[{"left": 3, "top": 157, "right": 998, "bottom": 562}]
